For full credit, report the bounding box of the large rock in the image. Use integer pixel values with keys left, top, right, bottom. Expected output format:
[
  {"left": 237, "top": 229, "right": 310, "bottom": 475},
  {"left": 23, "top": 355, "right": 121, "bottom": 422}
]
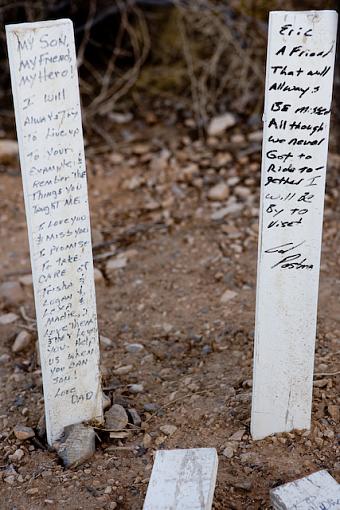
[{"left": 54, "top": 423, "right": 96, "bottom": 468}]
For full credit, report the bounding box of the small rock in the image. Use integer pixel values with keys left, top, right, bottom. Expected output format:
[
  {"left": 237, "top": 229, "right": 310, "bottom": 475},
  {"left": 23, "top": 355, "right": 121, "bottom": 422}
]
[
  {"left": 9, "top": 448, "right": 25, "bottom": 462},
  {"left": 12, "top": 330, "right": 32, "bottom": 353},
  {"left": 143, "top": 433, "right": 152, "bottom": 448},
  {"left": 207, "top": 113, "right": 236, "bottom": 136},
  {"left": 0, "top": 139, "right": 19, "bottom": 165},
  {"left": 100, "top": 335, "right": 114, "bottom": 348},
  {"left": 54, "top": 423, "right": 96, "bottom": 468},
  {"left": 0, "top": 281, "right": 25, "bottom": 305},
  {"left": 208, "top": 183, "right": 229, "bottom": 202},
  {"left": 18, "top": 274, "right": 33, "bottom": 287},
  {"left": 109, "top": 430, "right": 130, "bottom": 439},
  {"left": 327, "top": 404, "right": 339, "bottom": 421},
  {"left": 36, "top": 414, "right": 46, "bottom": 439},
  {"left": 229, "top": 429, "right": 245, "bottom": 441},
  {"left": 0, "top": 353, "right": 10, "bottom": 364},
  {"left": 94, "top": 267, "right": 104, "bottom": 283},
  {"left": 102, "top": 393, "right": 111, "bottom": 410},
  {"left": 122, "top": 176, "right": 144, "bottom": 190},
  {"left": 213, "top": 152, "right": 232, "bottom": 168},
  {"left": 232, "top": 479, "right": 252, "bottom": 491},
  {"left": 144, "top": 403, "right": 160, "bottom": 412},
  {"left": 234, "top": 185, "right": 251, "bottom": 199},
  {"left": 92, "top": 229, "right": 104, "bottom": 245},
  {"left": 132, "top": 143, "right": 150, "bottom": 155},
  {"left": 109, "top": 153, "right": 124, "bottom": 164},
  {"left": 159, "top": 424, "right": 177, "bottom": 436},
  {"left": 0, "top": 312, "right": 19, "bottom": 325},
  {"left": 113, "top": 364, "right": 132, "bottom": 376},
  {"left": 128, "top": 408, "right": 142, "bottom": 427},
  {"left": 248, "top": 130, "right": 263, "bottom": 142},
  {"left": 222, "top": 446, "right": 234, "bottom": 458},
  {"left": 14, "top": 425, "right": 35, "bottom": 440},
  {"left": 26, "top": 488, "right": 39, "bottom": 495},
  {"left": 109, "top": 111, "right": 133, "bottom": 124},
  {"left": 202, "top": 344, "right": 212, "bottom": 355},
  {"left": 220, "top": 290, "right": 237, "bottom": 304},
  {"left": 106, "top": 257, "right": 127, "bottom": 271},
  {"left": 211, "top": 203, "right": 243, "bottom": 220},
  {"left": 105, "top": 404, "right": 128, "bottom": 431},
  {"left": 128, "top": 383, "right": 144, "bottom": 394},
  {"left": 125, "top": 343, "right": 144, "bottom": 353},
  {"left": 4, "top": 475, "right": 16, "bottom": 484}
]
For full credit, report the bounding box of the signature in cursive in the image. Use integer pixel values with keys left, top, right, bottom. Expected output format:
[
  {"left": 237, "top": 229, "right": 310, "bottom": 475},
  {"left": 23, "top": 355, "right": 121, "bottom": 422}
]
[{"left": 264, "top": 241, "right": 314, "bottom": 270}]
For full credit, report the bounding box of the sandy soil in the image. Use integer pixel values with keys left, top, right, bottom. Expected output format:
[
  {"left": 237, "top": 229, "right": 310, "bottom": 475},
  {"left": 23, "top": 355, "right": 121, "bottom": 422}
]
[{"left": 0, "top": 118, "right": 339, "bottom": 509}]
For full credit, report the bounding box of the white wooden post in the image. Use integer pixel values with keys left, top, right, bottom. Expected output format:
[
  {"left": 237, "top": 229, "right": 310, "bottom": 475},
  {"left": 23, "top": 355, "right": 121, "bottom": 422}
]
[
  {"left": 6, "top": 19, "right": 103, "bottom": 445},
  {"left": 143, "top": 448, "right": 218, "bottom": 510},
  {"left": 251, "top": 11, "right": 338, "bottom": 440},
  {"left": 270, "top": 470, "right": 340, "bottom": 510}
]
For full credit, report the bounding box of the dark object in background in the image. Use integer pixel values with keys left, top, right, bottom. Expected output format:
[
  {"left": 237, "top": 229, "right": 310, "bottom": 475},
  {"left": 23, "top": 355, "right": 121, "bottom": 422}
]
[{"left": 0, "top": 0, "right": 338, "bottom": 142}]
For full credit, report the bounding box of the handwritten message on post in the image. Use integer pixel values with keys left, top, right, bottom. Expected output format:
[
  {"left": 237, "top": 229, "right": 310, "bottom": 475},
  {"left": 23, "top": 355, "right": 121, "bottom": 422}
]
[
  {"left": 6, "top": 19, "right": 103, "bottom": 444},
  {"left": 251, "top": 11, "right": 338, "bottom": 440}
]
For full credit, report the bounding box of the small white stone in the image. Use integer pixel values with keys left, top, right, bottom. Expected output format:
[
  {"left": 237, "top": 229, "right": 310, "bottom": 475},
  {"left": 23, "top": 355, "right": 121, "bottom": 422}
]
[
  {"left": 100, "top": 335, "right": 114, "bottom": 347},
  {"left": 229, "top": 429, "right": 245, "bottom": 441},
  {"left": 0, "top": 313, "right": 19, "bottom": 325},
  {"left": 248, "top": 130, "right": 263, "bottom": 142},
  {"left": 94, "top": 267, "right": 104, "bottom": 283},
  {"left": 220, "top": 290, "right": 237, "bottom": 304},
  {"left": 0, "top": 281, "right": 24, "bottom": 305},
  {"left": 128, "top": 383, "right": 144, "bottom": 394},
  {"left": 113, "top": 365, "right": 133, "bottom": 376},
  {"left": 222, "top": 446, "right": 234, "bottom": 458},
  {"left": 9, "top": 448, "right": 25, "bottom": 462},
  {"left": 0, "top": 353, "right": 10, "bottom": 364},
  {"left": 12, "top": 330, "right": 32, "bottom": 353},
  {"left": 125, "top": 343, "right": 144, "bottom": 353},
  {"left": 159, "top": 424, "right": 177, "bottom": 436},
  {"left": 211, "top": 203, "right": 243, "bottom": 220},
  {"left": 208, "top": 183, "right": 229, "bottom": 202},
  {"left": 19, "top": 274, "right": 33, "bottom": 287},
  {"left": 207, "top": 113, "right": 236, "bottom": 136},
  {"left": 106, "top": 257, "right": 127, "bottom": 271},
  {"left": 0, "top": 139, "right": 18, "bottom": 165}
]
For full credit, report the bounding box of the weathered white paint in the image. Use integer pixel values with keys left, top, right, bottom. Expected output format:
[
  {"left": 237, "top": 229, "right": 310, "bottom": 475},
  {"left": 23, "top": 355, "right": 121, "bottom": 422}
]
[
  {"left": 270, "top": 470, "right": 340, "bottom": 510},
  {"left": 143, "top": 448, "right": 218, "bottom": 510},
  {"left": 6, "top": 19, "right": 103, "bottom": 445},
  {"left": 251, "top": 10, "right": 338, "bottom": 440}
]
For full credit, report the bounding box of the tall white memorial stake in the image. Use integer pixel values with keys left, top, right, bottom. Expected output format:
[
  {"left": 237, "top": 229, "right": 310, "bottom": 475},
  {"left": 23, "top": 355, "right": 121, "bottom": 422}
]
[
  {"left": 251, "top": 11, "right": 338, "bottom": 440},
  {"left": 6, "top": 19, "right": 103, "bottom": 444}
]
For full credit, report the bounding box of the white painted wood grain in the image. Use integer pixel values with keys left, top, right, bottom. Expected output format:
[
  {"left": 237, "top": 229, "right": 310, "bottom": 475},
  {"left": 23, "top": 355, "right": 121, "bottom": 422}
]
[
  {"left": 143, "top": 448, "right": 218, "bottom": 510},
  {"left": 6, "top": 19, "right": 103, "bottom": 445},
  {"left": 270, "top": 470, "right": 340, "bottom": 510},
  {"left": 251, "top": 10, "right": 338, "bottom": 440}
]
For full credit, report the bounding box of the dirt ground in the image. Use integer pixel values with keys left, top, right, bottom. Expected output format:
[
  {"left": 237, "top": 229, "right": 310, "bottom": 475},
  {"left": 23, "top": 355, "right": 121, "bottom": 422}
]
[{"left": 0, "top": 114, "right": 339, "bottom": 509}]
